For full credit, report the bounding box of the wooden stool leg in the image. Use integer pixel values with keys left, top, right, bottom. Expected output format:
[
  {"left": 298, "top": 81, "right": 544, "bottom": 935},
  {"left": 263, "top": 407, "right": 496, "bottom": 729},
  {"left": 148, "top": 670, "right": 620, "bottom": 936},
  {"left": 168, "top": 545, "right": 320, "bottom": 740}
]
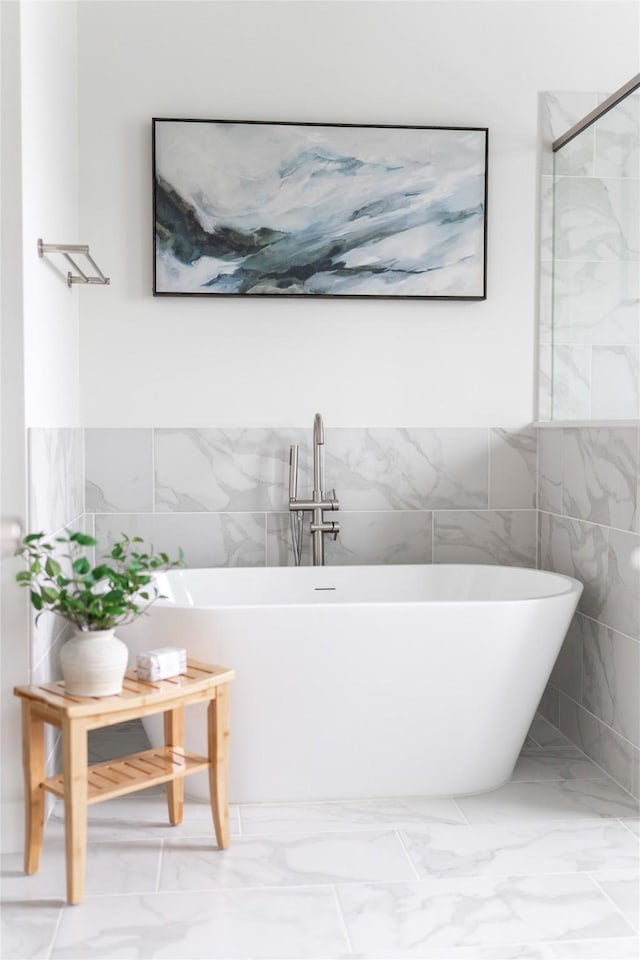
[
  {"left": 207, "top": 683, "right": 230, "bottom": 849},
  {"left": 21, "top": 701, "right": 46, "bottom": 875},
  {"left": 164, "top": 706, "right": 184, "bottom": 825},
  {"left": 62, "top": 717, "right": 88, "bottom": 905}
]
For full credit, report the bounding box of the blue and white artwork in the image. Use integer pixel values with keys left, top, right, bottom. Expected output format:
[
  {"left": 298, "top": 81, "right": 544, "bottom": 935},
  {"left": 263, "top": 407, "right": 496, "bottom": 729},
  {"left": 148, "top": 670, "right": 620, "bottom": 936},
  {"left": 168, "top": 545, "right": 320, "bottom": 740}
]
[{"left": 153, "top": 119, "right": 488, "bottom": 299}]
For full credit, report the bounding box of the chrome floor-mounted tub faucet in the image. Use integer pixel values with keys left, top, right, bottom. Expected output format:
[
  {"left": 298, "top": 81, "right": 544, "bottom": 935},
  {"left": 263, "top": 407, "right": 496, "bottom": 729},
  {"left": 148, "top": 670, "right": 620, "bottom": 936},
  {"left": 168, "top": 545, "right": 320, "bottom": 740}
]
[{"left": 288, "top": 413, "right": 339, "bottom": 565}]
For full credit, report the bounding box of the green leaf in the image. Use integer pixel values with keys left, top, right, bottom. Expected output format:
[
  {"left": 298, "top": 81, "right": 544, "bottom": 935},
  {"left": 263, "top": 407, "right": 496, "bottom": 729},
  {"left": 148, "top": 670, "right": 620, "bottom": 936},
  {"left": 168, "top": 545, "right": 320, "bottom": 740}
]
[
  {"left": 30, "top": 591, "right": 43, "bottom": 611},
  {"left": 45, "top": 557, "right": 62, "bottom": 578},
  {"left": 24, "top": 533, "right": 44, "bottom": 544},
  {"left": 72, "top": 557, "right": 90, "bottom": 576},
  {"left": 69, "top": 532, "right": 97, "bottom": 546},
  {"left": 15, "top": 571, "right": 32, "bottom": 583},
  {"left": 41, "top": 586, "right": 59, "bottom": 603}
]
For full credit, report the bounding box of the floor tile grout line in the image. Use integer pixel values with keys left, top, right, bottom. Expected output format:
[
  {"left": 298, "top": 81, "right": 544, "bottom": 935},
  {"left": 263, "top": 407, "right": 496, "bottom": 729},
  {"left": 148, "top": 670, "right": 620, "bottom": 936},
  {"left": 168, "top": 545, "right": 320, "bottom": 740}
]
[
  {"left": 450, "top": 796, "right": 471, "bottom": 825},
  {"left": 43, "top": 904, "right": 64, "bottom": 960},
  {"left": 50, "top": 870, "right": 640, "bottom": 901},
  {"left": 587, "top": 870, "right": 640, "bottom": 934},
  {"left": 331, "top": 884, "right": 355, "bottom": 957},
  {"left": 617, "top": 818, "right": 640, "bottom": 839},
  {"left": 155, "top": 839, "right": 164, "bottom": 893},
  {"left": 19, "top": 865, "right": 640, "bottom": 906},
  {"left": 393, "top": 828, "right": 422, "bottom": 881}
]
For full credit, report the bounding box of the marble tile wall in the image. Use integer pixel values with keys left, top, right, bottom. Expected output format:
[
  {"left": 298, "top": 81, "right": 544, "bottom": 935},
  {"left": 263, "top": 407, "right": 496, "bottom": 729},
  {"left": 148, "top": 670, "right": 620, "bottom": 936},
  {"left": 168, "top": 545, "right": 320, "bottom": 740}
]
[
  {"left": 537, "top": 424, "right": 640, "bottom": 798},
  {"left": 84, "top": 425, "right": 538, "bottom": 570},
  {"left": 35, "top": 423, "right": 638, "bottom": 804},
  {"left": 27, "top": 428, "right": 85, "bottom": 776},
  {"left": 539, "top": 90, "right": 640, "bottom": 421}
]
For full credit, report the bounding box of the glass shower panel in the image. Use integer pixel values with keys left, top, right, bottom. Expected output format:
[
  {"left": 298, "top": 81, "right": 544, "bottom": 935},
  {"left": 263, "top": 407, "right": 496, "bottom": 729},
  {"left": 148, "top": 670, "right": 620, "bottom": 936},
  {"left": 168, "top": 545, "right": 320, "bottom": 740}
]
[{"left": 551, "top": 89, "right": 640, "bottom": 420}]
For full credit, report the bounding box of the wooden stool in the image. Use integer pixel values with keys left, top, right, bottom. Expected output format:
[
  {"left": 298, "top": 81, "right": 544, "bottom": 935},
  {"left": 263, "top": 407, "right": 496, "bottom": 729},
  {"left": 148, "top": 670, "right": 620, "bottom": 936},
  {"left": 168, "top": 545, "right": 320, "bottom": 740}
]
[{"left": 14, "top": 659, "right": 234, "bottom": 904}]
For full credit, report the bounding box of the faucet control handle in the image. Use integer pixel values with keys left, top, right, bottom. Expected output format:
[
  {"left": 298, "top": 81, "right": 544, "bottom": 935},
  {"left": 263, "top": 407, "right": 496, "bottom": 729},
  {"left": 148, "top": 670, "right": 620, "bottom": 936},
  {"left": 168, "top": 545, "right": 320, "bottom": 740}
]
[
  {"left": 330, "top": 520, "right": 339, "bottom": 541},
  {"left": 327, "top": 490, "right": 339, "bottom": 509}
]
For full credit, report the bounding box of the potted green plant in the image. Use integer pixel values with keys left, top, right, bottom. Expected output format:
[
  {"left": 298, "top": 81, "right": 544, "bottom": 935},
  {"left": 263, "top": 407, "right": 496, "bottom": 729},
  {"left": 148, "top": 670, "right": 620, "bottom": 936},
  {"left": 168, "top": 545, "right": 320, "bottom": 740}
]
[{"left": 15, "top": 529, "right": 183, "bottom": 697}]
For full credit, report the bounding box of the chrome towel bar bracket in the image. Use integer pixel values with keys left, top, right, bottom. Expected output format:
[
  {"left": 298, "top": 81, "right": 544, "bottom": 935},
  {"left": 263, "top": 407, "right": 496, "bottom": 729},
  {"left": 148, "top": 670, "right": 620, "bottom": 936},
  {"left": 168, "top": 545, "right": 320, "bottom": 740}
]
[{"left": 37, "top": 239, "right": 110, "bottom": 287}]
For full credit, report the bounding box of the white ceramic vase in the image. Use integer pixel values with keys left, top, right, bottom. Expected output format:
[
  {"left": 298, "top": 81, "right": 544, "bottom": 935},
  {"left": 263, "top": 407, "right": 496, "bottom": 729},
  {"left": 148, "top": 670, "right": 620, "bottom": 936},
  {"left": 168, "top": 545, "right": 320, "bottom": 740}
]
[{"left": 59, "top": 628, "right": 129, "bottom": 697}]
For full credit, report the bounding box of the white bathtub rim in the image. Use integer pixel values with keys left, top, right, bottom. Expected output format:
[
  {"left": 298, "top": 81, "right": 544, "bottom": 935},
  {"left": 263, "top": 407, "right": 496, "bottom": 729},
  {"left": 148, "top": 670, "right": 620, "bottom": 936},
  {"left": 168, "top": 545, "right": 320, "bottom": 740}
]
[{"left": 153, "top": 563, "right": 583, "bottom": 611}]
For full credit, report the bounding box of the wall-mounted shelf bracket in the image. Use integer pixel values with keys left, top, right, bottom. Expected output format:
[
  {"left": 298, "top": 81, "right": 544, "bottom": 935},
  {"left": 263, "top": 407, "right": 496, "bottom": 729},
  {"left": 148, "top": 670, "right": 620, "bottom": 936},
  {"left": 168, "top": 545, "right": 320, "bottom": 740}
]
[{"left": 37, "top": 239, "right": 110, "bottom": 288}]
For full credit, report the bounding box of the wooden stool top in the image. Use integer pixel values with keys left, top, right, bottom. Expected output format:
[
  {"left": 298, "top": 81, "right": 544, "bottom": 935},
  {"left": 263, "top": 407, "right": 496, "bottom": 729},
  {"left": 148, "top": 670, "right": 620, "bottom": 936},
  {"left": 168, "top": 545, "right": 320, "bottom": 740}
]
[{"left": 14, "top": 659, "right": 234, "bottom": 720}]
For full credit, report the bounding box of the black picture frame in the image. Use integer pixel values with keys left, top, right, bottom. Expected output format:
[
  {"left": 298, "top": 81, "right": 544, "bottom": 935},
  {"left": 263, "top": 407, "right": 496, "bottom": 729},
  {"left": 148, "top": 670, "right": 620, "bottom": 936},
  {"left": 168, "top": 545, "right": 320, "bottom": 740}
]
[{"left": 153, "top": 118, "right": 488, "bottom": 300}]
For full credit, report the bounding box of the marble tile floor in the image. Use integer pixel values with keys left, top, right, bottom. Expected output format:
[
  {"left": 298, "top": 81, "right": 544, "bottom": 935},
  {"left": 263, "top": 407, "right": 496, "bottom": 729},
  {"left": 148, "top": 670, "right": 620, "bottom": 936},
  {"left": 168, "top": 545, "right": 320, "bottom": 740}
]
[{"left": 1, "top": 715, "right": 638, "bottom": 960}]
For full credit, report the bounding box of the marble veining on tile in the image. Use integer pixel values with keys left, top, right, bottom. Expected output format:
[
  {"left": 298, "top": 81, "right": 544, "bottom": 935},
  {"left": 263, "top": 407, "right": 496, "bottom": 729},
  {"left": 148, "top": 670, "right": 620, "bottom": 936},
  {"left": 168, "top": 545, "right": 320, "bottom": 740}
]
[
  {"left": 155, "top": 427, "right": 310, "bottom": 513},
  {"left": 159, "top": 829, "right": 417, "bottom": 891},
  {"left": 399, "top": 820, "right": 640, "bottom": 880},
  {"left": 590, "top": 869, "right": 640, "bottom": 930},
  {"left": 85, "top": 428, "right": 153, "bottom": 513},
  {"left": 455, "top": 778, "right": 639, "bottom": 824},
  {"left": 50, "top": 887, "right": 349, "bottom": 959},
  {"left": 600, "top": 527, "right": 640, "bottom": 639},
  {"left": 552, "top": 260, "right": 640, "bottom": 347},
  {"left": 95, "top": 511, "right": 266, "bottom": 568},
  {"left": 562, "top": 428, "right": 638, "bottom": 532},
  {"left": 554, "top": 177, "right": 640, "bottom": 262},
  {"left": 552, "top": 346, "right": 591, "bottom": 420},
  {"left": 489, "top": 428, "right": 537, "bottom": 509},
  {"left": 336, "top": 873, "right": 635, "bottom": 956},
  {"left": 582, "top": 617, "right": 640, "bottom": 747},
  {"left": 539, "top": 513, "right": 608, "bottom": 623},
  {"left": 549, "top": 614, "right": 583, "bottom": 703},
  {"left": 558, "top": 693, "right": 640, "bottom": 798},
  {"left": 591, "top": 345, "right": 640, "bottom": 421},
  {"left": 326, "top": 428, "right": 489, "bottom": 511},
  {"left": 511, "top": 751, "right": 604, "bottom": 782},
  {"left": 266, "top": 510, "right": 433, "bottom": 567},
  {"left": 28, "top": 427, "right": 84, "bottom": 535},
  {"left": 2, "top": 839, "right": 162, "bottom": 901},
  {"left": 0, "top": 900, "right": 63, "bottom": 960},
  {"left": 537, "top": 428, "right": 563, "bottom": 516},
  {"left": 433, "top": 509, "right": 537, "bottom": 567},
  {"left": 238, "top": 796, "right": 467, "bottom": 834},
  {"left": 541, "top": 92, "right": 598, "bottom": 175},
  {"left": 595, "top": 88, "right": 640, "bottom": 179}
]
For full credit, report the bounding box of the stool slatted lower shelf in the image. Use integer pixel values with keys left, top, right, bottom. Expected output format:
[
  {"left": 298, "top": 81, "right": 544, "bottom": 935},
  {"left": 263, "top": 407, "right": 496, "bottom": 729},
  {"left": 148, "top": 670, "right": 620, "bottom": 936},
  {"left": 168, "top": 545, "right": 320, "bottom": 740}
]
[{"left": 42, "top": 747, "right": 211, "bottom": 804}]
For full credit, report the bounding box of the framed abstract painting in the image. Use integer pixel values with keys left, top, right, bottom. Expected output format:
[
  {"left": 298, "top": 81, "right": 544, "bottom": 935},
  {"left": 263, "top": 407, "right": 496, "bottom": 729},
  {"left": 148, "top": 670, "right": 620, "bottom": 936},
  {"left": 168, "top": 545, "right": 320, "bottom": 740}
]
[{"left": 153, "top": 118, "right": 488, "bottom": 300}]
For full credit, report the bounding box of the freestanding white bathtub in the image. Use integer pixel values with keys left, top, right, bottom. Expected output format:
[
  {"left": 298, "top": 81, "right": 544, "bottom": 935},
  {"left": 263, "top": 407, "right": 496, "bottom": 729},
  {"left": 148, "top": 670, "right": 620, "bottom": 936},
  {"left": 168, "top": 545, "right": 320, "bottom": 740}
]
[{"left": 121, "top": 564, "right": 582, "bottom": 802}]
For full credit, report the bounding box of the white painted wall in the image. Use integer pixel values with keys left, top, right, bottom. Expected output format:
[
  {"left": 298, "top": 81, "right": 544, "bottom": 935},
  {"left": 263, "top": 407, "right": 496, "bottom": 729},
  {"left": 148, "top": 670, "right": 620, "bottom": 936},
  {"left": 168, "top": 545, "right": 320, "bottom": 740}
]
[
  {"left": 0, "top": 0, "right": 31, "bottom": 855},
  {"left": 21, "top": 0, "right": 80, "bottom": 427},
  {"left": 1, "top": 0, "right": 80, "bottom": 853},
  {"left": 77, "top": 0, "right": 638, "bottom": 428}
]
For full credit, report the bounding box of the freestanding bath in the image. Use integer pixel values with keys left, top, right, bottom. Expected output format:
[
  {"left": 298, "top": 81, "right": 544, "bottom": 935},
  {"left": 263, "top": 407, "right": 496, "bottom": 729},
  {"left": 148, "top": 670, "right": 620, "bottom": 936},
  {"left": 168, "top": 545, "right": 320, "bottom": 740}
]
[{"left": 122, "top": 564, "right": 582, "bottom": 802}]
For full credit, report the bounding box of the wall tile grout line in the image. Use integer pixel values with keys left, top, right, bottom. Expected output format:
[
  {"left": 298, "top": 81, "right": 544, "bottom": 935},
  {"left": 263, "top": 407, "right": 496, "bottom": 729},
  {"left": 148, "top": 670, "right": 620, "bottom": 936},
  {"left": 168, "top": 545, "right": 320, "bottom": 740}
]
[
  {"left": 577, "top": 610, "right": 640, "bottom": 647},
  {"left": 539, "top": 506, "right": 640, "bottom": 537},
  {"left": 552, "top": 685, "right": 640, "bottom": 753}
]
